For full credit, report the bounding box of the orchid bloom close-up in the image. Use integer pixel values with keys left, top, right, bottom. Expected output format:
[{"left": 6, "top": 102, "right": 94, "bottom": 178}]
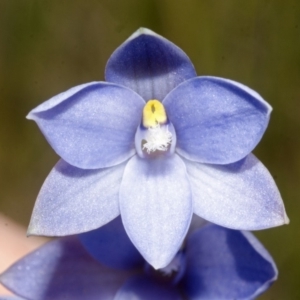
[
  {"left": 26, "top": 28, "right": 288, "bottom": 269},
  {"left": 0, "top": 217, "right": 277, "bottom": 300}
]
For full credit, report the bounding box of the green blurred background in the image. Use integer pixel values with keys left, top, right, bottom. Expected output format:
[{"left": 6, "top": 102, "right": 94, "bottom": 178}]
[{"left": 0, "top": 1, "right": 299, "bottom": 298}]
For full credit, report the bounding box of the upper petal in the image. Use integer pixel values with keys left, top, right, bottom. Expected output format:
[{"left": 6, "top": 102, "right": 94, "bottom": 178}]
[
  {"left": 114, "top": 275, "right": 183, "bottom": 300},
  {"left": 119, "top": 154, "right": 193, "bottom": 269},
  {"left": 105, "top": 28, "right": 196, "bottom": 101},
  {"left": 183, "top": 224, "right": 277, "bottom": 300},
  {"left": 27, "top": 82, "right": 145, "bottom": 169},
  {"left": 0, "top": 237, "right": 132, "bottom": 300},
  {"left": 28, "top": 159, "right": 126, "bottom": 236},
  {"left": 184, "top": 154, "right": 289, "bottom": 230},
  {"left": 164, "top": 76, "right": 271, "bottom": 164},
  {"left": 79, "top": 216, "right": 144, "bottom": 270}
]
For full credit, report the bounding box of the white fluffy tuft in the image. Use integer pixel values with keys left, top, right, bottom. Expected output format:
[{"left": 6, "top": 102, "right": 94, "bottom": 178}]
[{"left": 143, "top": 124, "right": 172, "bottom": 153}]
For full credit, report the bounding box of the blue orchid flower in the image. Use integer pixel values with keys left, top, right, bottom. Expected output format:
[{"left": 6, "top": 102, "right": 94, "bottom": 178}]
[
  {"left": 0, "top": 217, "right": 277, "bottom": 300},
  {"left": 27, "top": 28, "right": 288, "bottom": 268}
]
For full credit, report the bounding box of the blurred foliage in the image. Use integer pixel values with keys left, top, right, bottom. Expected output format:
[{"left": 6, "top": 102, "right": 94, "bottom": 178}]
[{"left": 0, "top": 0, "right": 299, "bottom": 299}]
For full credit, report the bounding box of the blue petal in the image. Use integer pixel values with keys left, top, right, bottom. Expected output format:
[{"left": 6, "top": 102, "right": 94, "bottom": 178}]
[
  {"left": 27, "top": 82, "right": 145, "bottom": 169},
  {"left": 183, "top": 224, "right": 277, "bottom": 300},
  {"left": 114, "top": 275, "right": 183, "bottom": 300},
  {"left": 79, "top": 216, "right": 144, "bottom": 270},
  {"left": 28, "top": 159, "right": 126, "bottom": 236},
  {"left": 119, "top": 154, "right": 193, "bottom": 269},
  {"left": 164, "top": 76, "right": 272, "bottom": 164},
  {"left": 184, "top": 154, "right": 289, "bottom": 230},
  {"left": 105, "top": 28, "right": 196, "bottom": 101},
  {"left": 0, "top": 237, "right": 132, "bottom": 300},
  {"left": 0, "top": 297, "right": 25, "bottom": 300}
]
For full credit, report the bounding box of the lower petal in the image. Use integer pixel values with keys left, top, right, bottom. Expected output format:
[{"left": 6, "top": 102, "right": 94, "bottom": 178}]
[
  {"left": 119, "top": 154, "right": 193, "bottom": 269},
  {"left": 184, "top": 154, "right": 289, "bottom": 230},
  {"left": 114, "top": 275, "right": 183, "bottom": 300},
  {"left": 28, "top": 159, "right": 126, "bottom": 236},
  {"left": 0, "top": 237, "right": 132, "bottom": 300},
  {"left": 183, "top": 224, "right": 277, "bottom": 300},
  {"left": 0, "top": 297, "right": 25, "bottom": 300},
  {"left": 79, "top": 216, "right": 144, "bottom": 270}
]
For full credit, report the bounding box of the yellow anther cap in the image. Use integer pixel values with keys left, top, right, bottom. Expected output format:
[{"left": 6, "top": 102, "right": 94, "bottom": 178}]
[{"left": 142, "top": 100, "right": 167, "bottom": 128}]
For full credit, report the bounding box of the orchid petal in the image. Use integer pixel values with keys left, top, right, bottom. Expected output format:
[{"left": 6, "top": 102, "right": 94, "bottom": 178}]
[
  {"left": 183, "top": 224, "right": 277, "bottom": 300},
  {"left": 0, "top": 297, "right": 25, "bottom": 300},
  {"left": 164, "top": 76, "right": 271, "bottom": 164},
  {"left": 184, "top": 154, "right": 288, "bottom": 230},
  {"left": 27, "top": 82, "right": 145, "bottom": 169},
  {"left": 119, "top": 154, "right": 193, "bottom": 269},
  {"left": 105, "top": 28, "right": 196, "bottom": 101},
  {"left": 0, "top": 237, "right": 131, "bottom": 300},
  {"left": 79, "top": 216, "right": 144, "bottom": 270},
  {"left": 28, "top": 159, "right": 126, "bottom": 236},
  {"left": 114, "top": 275, "right": 183, "bottom": 300}
]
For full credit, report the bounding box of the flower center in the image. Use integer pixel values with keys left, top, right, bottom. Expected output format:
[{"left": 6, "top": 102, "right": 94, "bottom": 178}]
[
  {"left": 142, "top": 124, "right": 172, "bottom": 154},
  {"left": 135, "top": 100, "right": 176, "bottom": 158}
]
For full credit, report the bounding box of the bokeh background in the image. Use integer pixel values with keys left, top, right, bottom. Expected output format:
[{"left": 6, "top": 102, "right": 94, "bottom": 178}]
[{"left": 0, "top": 1, "right": 299, "bottom": 299}]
